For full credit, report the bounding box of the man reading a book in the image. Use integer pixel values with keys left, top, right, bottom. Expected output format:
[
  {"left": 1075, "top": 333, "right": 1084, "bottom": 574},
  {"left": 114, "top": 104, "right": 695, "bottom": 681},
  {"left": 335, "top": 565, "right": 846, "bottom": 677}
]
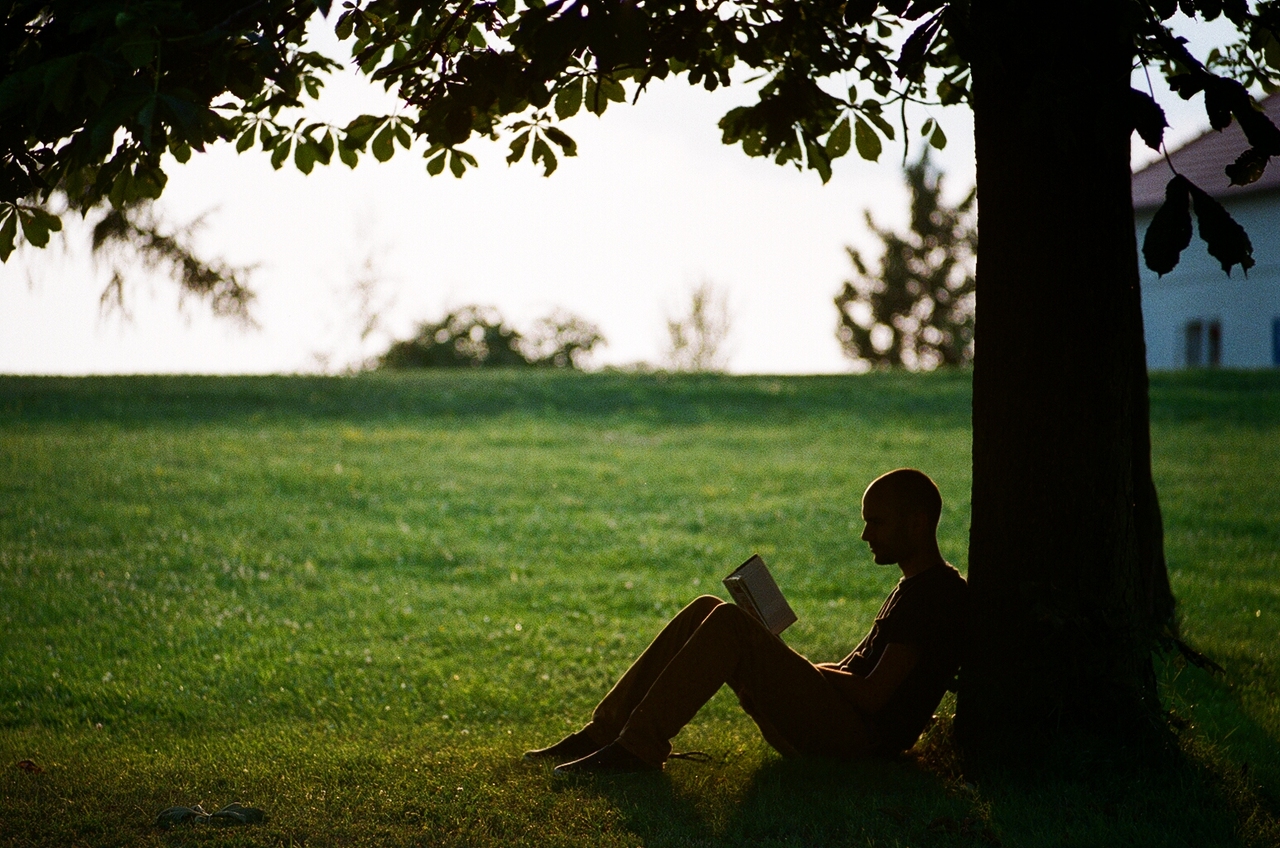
[{"left": 525, "top": 468, "right": 968, "bottom": 773}]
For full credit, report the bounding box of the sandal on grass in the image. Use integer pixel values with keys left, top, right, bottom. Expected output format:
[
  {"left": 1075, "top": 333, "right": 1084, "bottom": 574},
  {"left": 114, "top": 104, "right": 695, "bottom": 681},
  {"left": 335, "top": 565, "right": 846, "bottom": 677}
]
[{"left": 156, "top": 802, "right": 267, "bottom": 828}]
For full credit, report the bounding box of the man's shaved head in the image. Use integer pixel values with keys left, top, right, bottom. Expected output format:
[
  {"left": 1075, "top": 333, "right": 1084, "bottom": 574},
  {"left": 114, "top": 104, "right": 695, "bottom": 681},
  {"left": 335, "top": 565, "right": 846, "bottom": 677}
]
[{"left": 863, "top": 469, "right": 942, "bottom": 531}]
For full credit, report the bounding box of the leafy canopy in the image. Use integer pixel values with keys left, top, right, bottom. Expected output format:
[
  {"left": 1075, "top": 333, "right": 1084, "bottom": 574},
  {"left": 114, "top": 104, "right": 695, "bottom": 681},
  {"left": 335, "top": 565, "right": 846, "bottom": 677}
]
[{"left": 5, "top": 1, "right": 1280, "bottom": 281}]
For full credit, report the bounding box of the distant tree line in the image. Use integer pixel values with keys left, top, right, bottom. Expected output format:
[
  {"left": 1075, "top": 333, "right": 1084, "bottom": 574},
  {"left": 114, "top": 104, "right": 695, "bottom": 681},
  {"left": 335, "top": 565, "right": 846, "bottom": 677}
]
[{"left": 377, "top": 305, "right": 604, "bottom": 370}]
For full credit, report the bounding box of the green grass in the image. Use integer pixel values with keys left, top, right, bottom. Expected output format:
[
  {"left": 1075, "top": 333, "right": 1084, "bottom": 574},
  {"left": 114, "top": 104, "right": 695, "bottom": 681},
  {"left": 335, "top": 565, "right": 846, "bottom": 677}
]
[{"left": 0, "top": 370, "right": 1276, "bottom": 847}]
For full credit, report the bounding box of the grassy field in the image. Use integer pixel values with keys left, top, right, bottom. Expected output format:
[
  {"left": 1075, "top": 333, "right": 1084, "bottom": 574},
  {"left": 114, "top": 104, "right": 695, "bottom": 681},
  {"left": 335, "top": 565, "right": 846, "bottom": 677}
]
[{"left": 0, "top": 370, "right": 1276, "bottom": 847}]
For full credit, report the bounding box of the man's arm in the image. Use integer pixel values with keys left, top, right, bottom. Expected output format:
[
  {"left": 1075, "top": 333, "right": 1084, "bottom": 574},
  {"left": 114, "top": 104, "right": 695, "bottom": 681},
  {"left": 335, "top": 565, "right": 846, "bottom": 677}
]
[{"left": 818, "top": 643, "right": 920, "bottom": 714}]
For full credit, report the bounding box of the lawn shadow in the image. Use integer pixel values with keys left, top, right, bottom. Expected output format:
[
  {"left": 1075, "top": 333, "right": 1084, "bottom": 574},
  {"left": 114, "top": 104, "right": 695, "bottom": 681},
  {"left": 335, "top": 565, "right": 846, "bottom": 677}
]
[
  {"left": 560, "top": 725, "right": 1279, "bottom": 848},
  {"left": 570, "top": 753, "right": 976, "bottom": 847},
  {"left": 714, "top": 755, "right": 980, "bottom": 847}
]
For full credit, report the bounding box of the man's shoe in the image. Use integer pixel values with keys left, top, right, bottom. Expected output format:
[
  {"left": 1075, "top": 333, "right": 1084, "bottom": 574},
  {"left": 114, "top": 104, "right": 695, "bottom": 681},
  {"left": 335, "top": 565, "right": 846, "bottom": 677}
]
[
  {"left": 523, "top": 730, "right": 603, "bottom": 763},
  {"left": 553, "top": 741, "right": 661, "bottom": 775}
]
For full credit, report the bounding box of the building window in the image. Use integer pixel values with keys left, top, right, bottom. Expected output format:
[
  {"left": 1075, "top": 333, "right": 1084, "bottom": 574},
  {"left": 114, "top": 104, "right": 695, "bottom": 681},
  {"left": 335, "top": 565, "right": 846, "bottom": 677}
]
[
  {"left": 1185, "top": 320, "right": 1203, "bottom": 367},
  {"left": 1184, "top": 319, "right": 1222, "bottom": 368}
]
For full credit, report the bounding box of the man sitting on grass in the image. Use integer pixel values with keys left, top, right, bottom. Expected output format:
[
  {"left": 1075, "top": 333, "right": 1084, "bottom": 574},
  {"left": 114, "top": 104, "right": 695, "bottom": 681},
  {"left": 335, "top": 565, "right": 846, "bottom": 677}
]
[{"left": 525, "top": 468, "right": 969, "bottom": 774}]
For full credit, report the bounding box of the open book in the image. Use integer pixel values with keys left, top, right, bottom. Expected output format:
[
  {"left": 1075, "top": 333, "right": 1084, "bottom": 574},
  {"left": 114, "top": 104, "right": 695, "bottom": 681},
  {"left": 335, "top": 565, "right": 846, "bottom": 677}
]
[{"left": 722, "top": 554, "right": 797, "bottom": 636}]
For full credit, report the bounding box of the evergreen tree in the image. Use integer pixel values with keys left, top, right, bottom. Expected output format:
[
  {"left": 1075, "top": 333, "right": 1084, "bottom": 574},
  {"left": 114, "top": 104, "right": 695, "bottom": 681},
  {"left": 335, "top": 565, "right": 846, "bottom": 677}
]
[{"left": 835, "top": 155, "right": 976, "bottom": 370}]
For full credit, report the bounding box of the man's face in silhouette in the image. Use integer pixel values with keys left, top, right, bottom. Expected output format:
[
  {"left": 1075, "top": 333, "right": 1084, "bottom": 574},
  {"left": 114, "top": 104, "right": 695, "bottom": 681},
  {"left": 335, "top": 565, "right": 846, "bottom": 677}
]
[{"left": 860, "top": 485, "right": 920, "bottom": 566}]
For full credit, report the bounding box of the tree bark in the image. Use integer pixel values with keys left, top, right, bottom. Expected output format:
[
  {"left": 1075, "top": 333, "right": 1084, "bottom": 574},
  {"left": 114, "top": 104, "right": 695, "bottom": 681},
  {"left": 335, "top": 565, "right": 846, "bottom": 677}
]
[{"left": 957, "top": 0, "right": 1165, "bottom": 747}]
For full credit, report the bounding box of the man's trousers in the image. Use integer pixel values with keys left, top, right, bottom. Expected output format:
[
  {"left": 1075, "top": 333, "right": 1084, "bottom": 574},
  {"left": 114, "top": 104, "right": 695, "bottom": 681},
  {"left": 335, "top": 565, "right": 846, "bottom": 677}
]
[{"left": 578, "top": 595, "right": 878, "bottom": 767}]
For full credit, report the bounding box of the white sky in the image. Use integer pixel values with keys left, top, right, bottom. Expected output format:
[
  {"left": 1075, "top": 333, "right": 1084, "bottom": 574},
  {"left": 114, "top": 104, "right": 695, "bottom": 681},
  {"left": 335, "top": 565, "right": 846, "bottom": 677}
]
[{"left": 0, "top": 14, "right": 1242, "bottom": 375}]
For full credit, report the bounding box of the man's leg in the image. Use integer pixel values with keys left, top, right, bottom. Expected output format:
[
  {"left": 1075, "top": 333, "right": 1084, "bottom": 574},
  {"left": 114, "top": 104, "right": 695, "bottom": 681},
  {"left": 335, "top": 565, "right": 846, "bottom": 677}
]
[
  {"left": 578, "top": 594, "right": 724, "bottom": 746},
  {"left": 614, "top": 603, "right": 876, "bottom": 766}
]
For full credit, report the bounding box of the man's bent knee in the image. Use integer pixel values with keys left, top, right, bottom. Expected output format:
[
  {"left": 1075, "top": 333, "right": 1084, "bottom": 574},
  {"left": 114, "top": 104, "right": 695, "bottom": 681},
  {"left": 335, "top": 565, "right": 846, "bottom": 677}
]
[
  {"left": 681, "top": 595, "right": 724, "bottom": 619},
  {"left": 700, "top": 601, "right": 758, "bottom": 635}
]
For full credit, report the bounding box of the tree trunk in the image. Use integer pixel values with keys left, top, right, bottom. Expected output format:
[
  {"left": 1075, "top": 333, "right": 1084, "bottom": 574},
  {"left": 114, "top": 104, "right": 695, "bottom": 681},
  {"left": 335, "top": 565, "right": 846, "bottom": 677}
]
[{"left": 956, "top": 0, "right": 1165, "bottom": 747}]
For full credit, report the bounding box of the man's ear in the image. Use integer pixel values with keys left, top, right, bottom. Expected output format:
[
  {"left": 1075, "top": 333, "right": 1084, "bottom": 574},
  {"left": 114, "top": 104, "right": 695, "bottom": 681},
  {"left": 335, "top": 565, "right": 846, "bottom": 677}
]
[{"left": 908, "top": 510, "right": 932, "bottom": 539}]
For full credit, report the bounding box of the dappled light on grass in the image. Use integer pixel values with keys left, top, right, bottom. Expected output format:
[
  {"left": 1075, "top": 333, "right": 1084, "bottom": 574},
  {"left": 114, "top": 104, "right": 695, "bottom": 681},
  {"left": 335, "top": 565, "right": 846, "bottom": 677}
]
[{"left": 0, "top": 371, "right": 1277, "bottom": 846}]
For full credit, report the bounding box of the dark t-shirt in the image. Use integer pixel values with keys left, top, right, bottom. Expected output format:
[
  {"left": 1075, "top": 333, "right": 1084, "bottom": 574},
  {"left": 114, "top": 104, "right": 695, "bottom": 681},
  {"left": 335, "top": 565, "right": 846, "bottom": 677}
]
[{"left": 839, "top": 562, "right": 968, "bottom": 752}]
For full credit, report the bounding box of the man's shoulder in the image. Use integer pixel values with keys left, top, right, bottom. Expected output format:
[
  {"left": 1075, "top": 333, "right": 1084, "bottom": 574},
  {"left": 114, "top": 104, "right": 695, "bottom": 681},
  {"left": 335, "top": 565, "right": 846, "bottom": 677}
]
[{"left": 887, "top": 563, "right": 966, "bottom": 622}]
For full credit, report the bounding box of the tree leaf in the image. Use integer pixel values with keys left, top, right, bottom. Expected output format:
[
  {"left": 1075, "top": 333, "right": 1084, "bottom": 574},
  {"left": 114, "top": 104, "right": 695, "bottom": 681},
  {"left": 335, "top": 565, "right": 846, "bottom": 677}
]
[
  {"left": 108, "top": 168, "right": 132, "bottom": 207},
  {"left": 826, "top": 117, "right": 851, "bottom": 159},
  {"left": 1265, "top": 32, "right": 1280, "bottom": 71},
  {"left": 584, "top": 79, "right": 608, "bottom": 115},
  {"left": 1150, "top": 0, "right": 1178, "bottom": 18},
  {"left": 1142, "top": 175, "right": 1192, "bottom": 276},
  {"left": 543, "top": 126, "right": 577, "bottom": 156},
  {"left": 120, "top": 38, "right": 155, "bottom": 69},
  {"left": 600, "top": 77, "right": 626, "bottom": 103},
  {"left": 18, "top": 209, "right": 50, "bottom": 248},
  {"left": 343, "top": 114, "right": 385, "bottom": 149},
  {"left": 555, "top": 80, "right": 582, "bottom": 120},
  {"left": 1225, "top": 147, "right": 1269, "bottom": 186},
  {"left": 335, "top": 11, "right": 355, "bottom": 40},
  {"left": 904, "top": 0, "right": 947, "bottom": 20},
  {"left": 806, "top": 139, "right": 833, "bottom": 184},
  {"left": 843, "top": 0, "right": 878, "bottom": 25},
  {"left": 854, "top": 117, "right": 882, "bottom": 161},
  {"left": 1222, "top": 0, "right": 1249, "bottom": 23},
  {"left": 235, "top": 127, "right": 256, "bottom": 153},
  {"left": 338, "top": 140, "right": 358, "bottom": 168},
  {"left": 294, "top": 140, "right": 317, "bottom": 174},
  {"left": 507, "top": 130, "right": 530, "bottom": 164},
  {"left": 372, "top": 125, "right": 395, "bottom": 162},
  {"left": 1189, "top": 181, "right": 1255, "bottom": 275},
  {"left": 1168, "top": 73, "right": 1206, "bottom": 100},
  {"left": 865, "top": 108, "right": 896, "bottom": 140},
  {"left": 896, "top": 14, "right": 942, "bottom": 81},
  {"left": 928, "top": 121, "right": 947, "bottom": 150},
  {"left": 1202, "top": 76, "right": 1248, "bottom": 131},
  {"left": 532, "top": 136, "right": 557, "bottom": 176},
  {"left": 1233, "top": 105, "right": 1280, "bottom": 156},
  {"left": 395, "top": 124, "right": 412, "bottom": 149},
  {"left": 0, "top": 209, "right": 17, "bottom": 262},
  {"left": 271, "top": 138, "right": 292, "bottom": 170},
  {"left": 449, "top": 150, "right": 465, "bottom": 178},
  {"left": 1129, "top": 88, "right": 1167, "bottom": 151},
  {"left": 32, "top": 207, "right": 61, "bottom": 233},
  {"left": 426, "top": 151, "right": 446, "bottom": 175}
]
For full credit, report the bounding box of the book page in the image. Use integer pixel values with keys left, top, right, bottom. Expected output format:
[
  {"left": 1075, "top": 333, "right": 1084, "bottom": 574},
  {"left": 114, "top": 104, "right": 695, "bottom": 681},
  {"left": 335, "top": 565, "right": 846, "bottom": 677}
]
[{"left": 723, "top": 554, "right": 797, "bottom": 635}]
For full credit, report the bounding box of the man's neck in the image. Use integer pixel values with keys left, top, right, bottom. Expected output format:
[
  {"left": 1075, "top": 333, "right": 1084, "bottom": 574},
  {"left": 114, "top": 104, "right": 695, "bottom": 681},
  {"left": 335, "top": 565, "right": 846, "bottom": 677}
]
[{"left": 897, "top": 551, "right": 946, "bottom": 580}]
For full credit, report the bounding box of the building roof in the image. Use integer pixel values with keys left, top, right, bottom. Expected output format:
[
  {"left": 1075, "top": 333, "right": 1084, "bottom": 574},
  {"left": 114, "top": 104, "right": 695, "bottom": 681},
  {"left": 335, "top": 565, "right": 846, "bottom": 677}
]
[{"left": 1132, "top": 92, "right": 1280, "bottom": 211}]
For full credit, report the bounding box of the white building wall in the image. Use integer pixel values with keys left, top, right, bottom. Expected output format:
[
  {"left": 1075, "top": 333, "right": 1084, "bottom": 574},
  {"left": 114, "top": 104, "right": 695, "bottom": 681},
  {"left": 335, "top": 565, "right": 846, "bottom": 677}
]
[{"left": 1136, "top": 190, "right": 1280, "bottom": 369}]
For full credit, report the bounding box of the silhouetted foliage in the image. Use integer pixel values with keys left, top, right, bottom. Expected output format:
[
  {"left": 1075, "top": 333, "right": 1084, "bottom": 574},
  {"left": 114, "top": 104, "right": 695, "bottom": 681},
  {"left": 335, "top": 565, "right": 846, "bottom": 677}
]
[
  {"left": 377, "top": 305, "right": 603, "bottom": 369},
  {"left": 6, "top": 2, "right": 1277, "bottom": 282},
  {"left": 524, "top": 310, "right": 607, "bottom": 369},
  {"left": 835, "top": 154, "right": 975, "bottom": 370},
  {"left": 91, "top": 202, "right": 254, "bottom": 322},
  {"left": 664, "top": 282, "right": 731, "bottom": 373},
  {"left": 1, "top": 1, "right": 338, "bottom": 311}
]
